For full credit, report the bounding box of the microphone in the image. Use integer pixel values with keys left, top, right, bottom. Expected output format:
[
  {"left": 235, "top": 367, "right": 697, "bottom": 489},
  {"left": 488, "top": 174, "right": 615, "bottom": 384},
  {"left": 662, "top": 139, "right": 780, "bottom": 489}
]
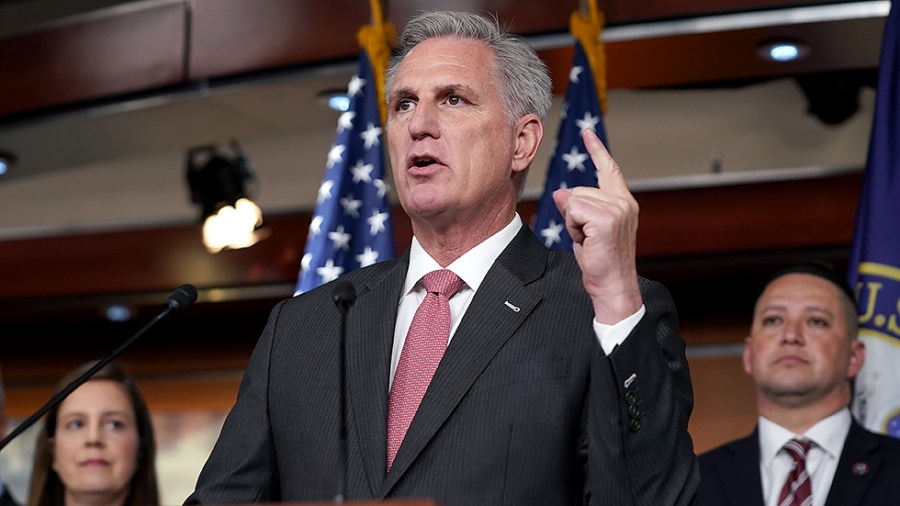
[
  {"left": 0, "top": 284, "right": 198, "bottom": 452},
  {"left": 332, "top": 280, "right": 357, "bottom": 312},
  {"left": 331, "top": 281, "right": 356, "bottom": 503},
  {"left": 167, "top": 283, "right": 198, "bottom": 312}
]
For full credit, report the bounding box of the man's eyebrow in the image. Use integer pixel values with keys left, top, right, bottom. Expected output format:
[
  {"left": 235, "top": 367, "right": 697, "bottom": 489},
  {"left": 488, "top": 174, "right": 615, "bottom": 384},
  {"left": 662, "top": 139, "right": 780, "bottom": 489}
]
[
  {"left": 802, "top": 305, "right": 835, "bottom": 317},
  {"left": 759, "top": 303, "right": 835, "bottom": 317},
  {"left": 434, "top": 83, "right": 477, "bottom": 97},
  {"left": 389, "top": 87, "right": 415, "bottom": 103},
  {"left": 389, "top": 83, "right": 479, "bottom": 103}
]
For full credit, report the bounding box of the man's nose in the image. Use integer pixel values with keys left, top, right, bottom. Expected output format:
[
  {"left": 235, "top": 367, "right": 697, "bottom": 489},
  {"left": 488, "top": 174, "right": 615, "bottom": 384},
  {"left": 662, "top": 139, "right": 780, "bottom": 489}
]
[
  {"left": 781, "top": 320, "right": 804, "bottom": 345},
  {"left": 408, "top": 101, "right": 439, "bottom": 139}
]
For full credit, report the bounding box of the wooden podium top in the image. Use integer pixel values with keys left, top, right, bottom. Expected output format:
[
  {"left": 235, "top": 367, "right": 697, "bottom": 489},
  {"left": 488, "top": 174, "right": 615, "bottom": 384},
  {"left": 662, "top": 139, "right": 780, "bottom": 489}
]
[
  {"left": 295, "top": 502, "right": 436, "bottom": 505},
  {"left": 222, "top": 501, "right": 438, "bottom": 506}
]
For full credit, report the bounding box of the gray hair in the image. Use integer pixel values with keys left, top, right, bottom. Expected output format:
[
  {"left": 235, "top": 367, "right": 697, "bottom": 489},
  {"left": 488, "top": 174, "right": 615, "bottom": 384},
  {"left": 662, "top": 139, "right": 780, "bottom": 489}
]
[{"left": 386, "top": 11, "right": 553, "bottom": 124}]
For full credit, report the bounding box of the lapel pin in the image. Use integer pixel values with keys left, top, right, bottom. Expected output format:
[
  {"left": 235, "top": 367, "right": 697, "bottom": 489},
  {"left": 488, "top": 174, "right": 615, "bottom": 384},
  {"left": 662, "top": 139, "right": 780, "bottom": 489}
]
[
  {"left": 851, "top": 462, "right": 870, "bottom": 476},
  {"left": 504, "top": 300, "right": 521, "bottom": 312},
  {"left": 624, "top": 373, "right": 637, "bottom": 388}
]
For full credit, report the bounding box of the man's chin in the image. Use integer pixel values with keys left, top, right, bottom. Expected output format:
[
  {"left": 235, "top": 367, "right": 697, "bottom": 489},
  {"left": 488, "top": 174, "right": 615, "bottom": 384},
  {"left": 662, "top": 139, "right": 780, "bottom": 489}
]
[
  {"left": 762, "top": 381, "right": 817, "bottom": 404},
  {"left": 403, "top": 195, "right": 450, "bottom": 221}
]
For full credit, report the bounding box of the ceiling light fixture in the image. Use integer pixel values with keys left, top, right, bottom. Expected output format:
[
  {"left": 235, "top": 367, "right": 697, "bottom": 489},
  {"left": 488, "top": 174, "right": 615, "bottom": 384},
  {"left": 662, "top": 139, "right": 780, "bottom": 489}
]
[
  {"left": 186, "top": 140, "right": 266, "bottom": 253},
  {"left": 0, "top": 150, "right": 17, "bottom": 176},
  {"left": 757, "top": 39, "right": 810, "bottom": 62},
  {"left": 328, "top": 94, "right": 351, "bottom": 112},
  {"left": 317, "top": 89, "right": 351, "bottom": 112},
  {"left": 104, "top": 304, "right": 134, "bottom": 322}
]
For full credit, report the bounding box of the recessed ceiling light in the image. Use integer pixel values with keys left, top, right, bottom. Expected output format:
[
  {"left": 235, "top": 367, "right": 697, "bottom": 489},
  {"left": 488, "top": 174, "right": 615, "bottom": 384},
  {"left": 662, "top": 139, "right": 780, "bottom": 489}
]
[
  {"left": 758, "top": 40, "right": 810, "bottom": 62},
  {"left": 328, "top": 94, "right": 351, "bottom": 112},
  {"left": 104, "top": 304, "right": 134, "bottom": 322},
  {"left": 317, "top": 89, "right": 351, "bottom": 112},
  {"left": 0, "top": 150, "right": 17, "bottom": 176}
]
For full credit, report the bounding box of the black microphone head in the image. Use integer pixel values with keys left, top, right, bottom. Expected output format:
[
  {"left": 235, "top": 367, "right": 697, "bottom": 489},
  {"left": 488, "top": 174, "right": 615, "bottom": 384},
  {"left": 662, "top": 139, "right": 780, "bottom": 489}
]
[
  {"left": 167, "top": 284, "right": 198, "bottom": 312},
  {"left": 332, "top": 281, "right": 357, "bottom": 312}
]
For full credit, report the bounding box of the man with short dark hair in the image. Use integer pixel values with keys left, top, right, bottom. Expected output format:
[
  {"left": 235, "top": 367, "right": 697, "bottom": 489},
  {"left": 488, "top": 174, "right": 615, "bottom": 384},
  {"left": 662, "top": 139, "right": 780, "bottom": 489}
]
[{"left": 698, "top": 263, "right": 900, "bottom": 506}]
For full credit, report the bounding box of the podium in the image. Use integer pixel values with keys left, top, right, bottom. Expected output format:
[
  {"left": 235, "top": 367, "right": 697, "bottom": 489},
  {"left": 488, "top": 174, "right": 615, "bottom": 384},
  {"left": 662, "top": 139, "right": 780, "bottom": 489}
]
[
  {"left": 293, "top": 502, "right": 436, "bottom": 505},
  {"left": 233, "top": 501, "right": 438, "bottom": 505}
]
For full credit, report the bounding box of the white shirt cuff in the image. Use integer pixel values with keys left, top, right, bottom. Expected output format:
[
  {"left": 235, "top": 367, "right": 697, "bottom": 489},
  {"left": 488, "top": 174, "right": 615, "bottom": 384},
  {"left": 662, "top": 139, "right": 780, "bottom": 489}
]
[{"left": 593, "top": 305, "right": 646, "bottom": 355}]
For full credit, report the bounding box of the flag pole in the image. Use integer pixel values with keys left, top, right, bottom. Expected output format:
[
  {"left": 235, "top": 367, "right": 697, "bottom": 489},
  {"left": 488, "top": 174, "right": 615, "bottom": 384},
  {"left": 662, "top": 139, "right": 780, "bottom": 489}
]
[
  {"left": 358, "top": 0, "right": 395, "bottom": 126},
  {"left": 570, "top": 0, "right": 607, "bottom": 114}
]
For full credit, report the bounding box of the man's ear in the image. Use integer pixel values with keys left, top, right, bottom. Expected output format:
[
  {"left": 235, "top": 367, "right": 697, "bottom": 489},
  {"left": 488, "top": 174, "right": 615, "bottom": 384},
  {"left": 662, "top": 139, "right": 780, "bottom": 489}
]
[
  {"left": 742, "top": 337, "right": 754, "bottom": 376},
  {"left": 847, "top": 338, "right": 866, "bottom": 379},
  {"left": 511, "top": 114, "right": 542, "bottom": 174}
]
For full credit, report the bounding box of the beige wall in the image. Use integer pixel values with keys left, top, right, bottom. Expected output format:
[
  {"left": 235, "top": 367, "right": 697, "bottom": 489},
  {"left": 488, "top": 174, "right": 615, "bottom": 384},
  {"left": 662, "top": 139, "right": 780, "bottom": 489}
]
[{"left": 689, "top": 355, "right": 758, "bottom": 454}]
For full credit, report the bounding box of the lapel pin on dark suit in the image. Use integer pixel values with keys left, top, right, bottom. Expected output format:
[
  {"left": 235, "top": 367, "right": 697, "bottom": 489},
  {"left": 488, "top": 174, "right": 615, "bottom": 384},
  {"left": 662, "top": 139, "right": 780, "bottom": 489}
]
[
  {"left": 851, "top": 461, "right": 870, "bottom": 476},
  {"left": 504, "top": 300, "right": 521, "bottom": 312},
  {"left": 624, "top": 373, "right": 637, "bottom": 388}
]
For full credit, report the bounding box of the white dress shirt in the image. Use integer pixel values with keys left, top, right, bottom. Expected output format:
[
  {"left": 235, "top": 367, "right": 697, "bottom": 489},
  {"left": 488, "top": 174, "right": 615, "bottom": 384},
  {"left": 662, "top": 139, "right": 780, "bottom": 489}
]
[
  {"left": 758, "top": 408, "right": 852, "bottom": 506},
  {"left": 389, "top": 214, "right": 645, "bottom": 384}
]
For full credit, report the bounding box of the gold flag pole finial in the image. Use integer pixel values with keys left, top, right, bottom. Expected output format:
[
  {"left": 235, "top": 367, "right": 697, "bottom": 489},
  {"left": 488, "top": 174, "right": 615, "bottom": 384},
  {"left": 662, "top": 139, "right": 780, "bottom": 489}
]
[
  {"left": 570, "top": 0, "right": 608, "bottom": 114},
  {"left": 357, "top": 0, "right": 395, "bottom": 125}
]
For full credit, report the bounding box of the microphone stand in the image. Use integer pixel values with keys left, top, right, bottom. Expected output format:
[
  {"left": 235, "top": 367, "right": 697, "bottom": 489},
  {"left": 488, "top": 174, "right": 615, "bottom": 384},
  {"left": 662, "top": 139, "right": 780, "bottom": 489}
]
[
  {"left": 0, "top": 284, "right": 198, "bottom": 452},
  {"left": 331, "top": 281, "right": 357, "bottom": 503}
]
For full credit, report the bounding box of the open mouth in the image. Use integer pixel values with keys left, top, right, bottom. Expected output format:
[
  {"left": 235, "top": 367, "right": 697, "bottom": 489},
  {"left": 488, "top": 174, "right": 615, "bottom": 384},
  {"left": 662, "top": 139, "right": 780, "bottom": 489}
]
[{"left": 414, "top": 157, "right": 437, "bottom": 167}]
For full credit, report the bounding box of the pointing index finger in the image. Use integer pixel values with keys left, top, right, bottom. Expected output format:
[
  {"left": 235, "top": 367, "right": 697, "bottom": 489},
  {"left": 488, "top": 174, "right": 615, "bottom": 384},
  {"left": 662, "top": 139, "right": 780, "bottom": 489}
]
[{"left": 582, "top": 128, "right": 629, "bottom": 195}]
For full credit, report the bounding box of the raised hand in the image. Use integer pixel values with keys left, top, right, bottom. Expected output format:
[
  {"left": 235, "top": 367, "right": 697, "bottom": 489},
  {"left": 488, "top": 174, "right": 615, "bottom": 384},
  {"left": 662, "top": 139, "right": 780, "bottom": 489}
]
[{"left": 552, "top": 128, "right": 642, "bottom": 324}]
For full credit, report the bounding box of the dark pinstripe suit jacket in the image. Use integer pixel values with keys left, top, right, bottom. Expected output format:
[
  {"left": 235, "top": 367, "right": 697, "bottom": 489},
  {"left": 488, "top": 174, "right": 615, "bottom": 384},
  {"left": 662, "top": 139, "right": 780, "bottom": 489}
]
[
  {"left": 188, "top": 225, "right": 699, "bottom": 506},
  {"left": 698, "top": 420, "right": 900, "bottom": 506}
]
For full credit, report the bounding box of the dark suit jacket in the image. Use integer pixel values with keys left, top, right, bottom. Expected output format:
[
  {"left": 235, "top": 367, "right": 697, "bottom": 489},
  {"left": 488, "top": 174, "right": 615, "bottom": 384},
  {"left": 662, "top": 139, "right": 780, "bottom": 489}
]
[
  {"left": 0, "top": 485, "right": 21, "bottom": 506},
  {"left": 698, "top": 420, "right": 900, "bottom": 506},
  {"left": 188, "top": 226, "right": 698, "bottom": 506}
]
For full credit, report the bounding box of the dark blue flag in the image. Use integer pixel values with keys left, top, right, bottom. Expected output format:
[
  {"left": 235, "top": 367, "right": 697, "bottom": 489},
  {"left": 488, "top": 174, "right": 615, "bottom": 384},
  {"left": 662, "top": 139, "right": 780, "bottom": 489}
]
[
  {"left": 295, "top": 50, "right": 395, "bottom": 294},
  {"left": 534, "top": 42, "right": 608, "bottom": 250},
  {"left": 849, "top": 3, "right": 900, "bottom": 438}
]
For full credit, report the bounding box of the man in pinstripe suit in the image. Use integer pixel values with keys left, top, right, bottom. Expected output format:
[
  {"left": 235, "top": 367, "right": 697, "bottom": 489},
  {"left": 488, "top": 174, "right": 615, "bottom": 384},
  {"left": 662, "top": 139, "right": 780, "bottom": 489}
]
[{"left": 189, "top": 11, "right": 698, "bottom": 506}]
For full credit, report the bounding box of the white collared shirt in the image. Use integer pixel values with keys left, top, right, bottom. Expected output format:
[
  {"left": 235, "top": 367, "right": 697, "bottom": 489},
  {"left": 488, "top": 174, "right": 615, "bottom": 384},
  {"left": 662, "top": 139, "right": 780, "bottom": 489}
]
[
  {"left": 758, "top": 408, "right": 852, "bottom": 506},
  {"left": 389, "top": 213, "right": 645, "bottom": 384}
]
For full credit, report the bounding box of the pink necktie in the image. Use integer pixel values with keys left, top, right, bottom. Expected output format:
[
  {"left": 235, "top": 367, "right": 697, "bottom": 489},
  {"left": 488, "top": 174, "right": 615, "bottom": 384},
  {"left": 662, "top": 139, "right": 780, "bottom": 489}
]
[
  {"left": 777, "top": 438, "right": 813, "bottom": 506},
  {"left": 386, "top": 269, "right": 464, "bottom": 471}
]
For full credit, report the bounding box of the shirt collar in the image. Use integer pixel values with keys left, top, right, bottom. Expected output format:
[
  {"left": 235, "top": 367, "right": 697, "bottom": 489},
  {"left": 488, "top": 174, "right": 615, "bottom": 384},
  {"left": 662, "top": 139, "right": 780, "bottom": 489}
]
[
  {"left": 805, "top": 408, "right": 852, "bottom": 459},
  {"left": 758, "top": 407, "right": 852, "bottom": 467},
  {"left": 403, "top": 213, "right": 522, "bottom": 297}
]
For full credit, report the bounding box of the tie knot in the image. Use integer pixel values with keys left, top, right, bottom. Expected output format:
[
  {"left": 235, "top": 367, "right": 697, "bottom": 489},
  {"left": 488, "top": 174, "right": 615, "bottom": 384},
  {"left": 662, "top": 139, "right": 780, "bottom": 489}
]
[
  {"left": 783, "top": 438, "right": 813, "bottom": 462},
  {"left": 422, "top": 269, "right": 464, "bottom": 298}
]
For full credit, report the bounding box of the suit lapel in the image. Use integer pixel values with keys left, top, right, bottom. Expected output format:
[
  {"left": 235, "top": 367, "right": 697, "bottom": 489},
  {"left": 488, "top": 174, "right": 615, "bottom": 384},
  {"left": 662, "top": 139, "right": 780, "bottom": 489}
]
[
  {"left": 347, "top": 257, "right": 408, "bottom": 496},
  {"left": 824, "top": 421, "right": 883, "bottom": 506},
  {"left": 380, "top": 226, "right": 547, "bottom": 496},
  {"left": 721, "top": 431, "right": 766, "bottom": 506}
]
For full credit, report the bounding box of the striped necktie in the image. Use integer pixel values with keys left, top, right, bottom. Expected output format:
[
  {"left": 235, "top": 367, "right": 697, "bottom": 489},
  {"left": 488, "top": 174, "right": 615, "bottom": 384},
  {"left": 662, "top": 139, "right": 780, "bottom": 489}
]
[{"left": 777, "top": 438, "right": 813, "bottom": 506}]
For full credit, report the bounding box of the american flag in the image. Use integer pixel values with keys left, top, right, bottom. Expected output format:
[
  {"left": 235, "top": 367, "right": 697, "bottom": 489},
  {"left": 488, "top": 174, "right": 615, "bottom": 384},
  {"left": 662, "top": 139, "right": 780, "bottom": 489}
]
[
  {"left": 295, "top": 50, "right": 395, "bottom": 294},
  {"left": 533, "top": 42, "right": 608, "bottom": 251}
]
